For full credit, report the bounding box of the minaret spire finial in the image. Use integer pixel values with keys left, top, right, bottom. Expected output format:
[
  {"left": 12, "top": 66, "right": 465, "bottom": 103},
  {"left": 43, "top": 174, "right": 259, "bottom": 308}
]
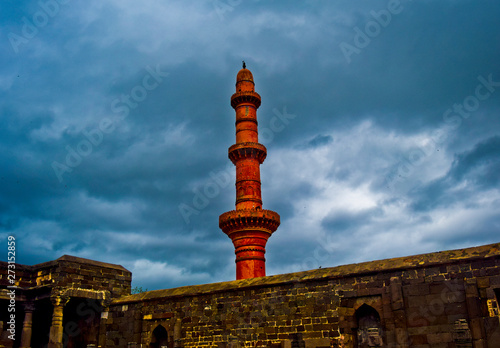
[{"left": 242, "top": 61, "right": 246, "bottom": 69}]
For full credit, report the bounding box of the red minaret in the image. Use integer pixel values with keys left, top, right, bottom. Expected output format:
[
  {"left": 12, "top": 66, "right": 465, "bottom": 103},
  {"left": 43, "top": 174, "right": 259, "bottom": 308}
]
[{"left": 219, "top": 62, "right": 280, "bottom": 280}]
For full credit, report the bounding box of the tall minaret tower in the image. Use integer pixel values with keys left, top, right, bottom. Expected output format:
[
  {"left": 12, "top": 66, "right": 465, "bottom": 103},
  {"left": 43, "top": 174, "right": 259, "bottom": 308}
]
[{"left": 219, "top": 62, "right": 280, "bottom": 280}]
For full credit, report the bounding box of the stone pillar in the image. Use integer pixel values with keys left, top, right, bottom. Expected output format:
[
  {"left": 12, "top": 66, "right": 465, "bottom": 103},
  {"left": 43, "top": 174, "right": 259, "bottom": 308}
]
[
  {"left": 174, "top": 318, "right": 182, "bottom": 348},
  {"left": 390, "top": 277, "right": 410, "bottom": 347},
  {"left": 97, "top": 299, "right": 112, "bottom": 348},
  {"left": 48, "top": 295, "right": 69, "bottom": 348},
  {"left": 133, "top": 309, "right": 143, "bottom": 344},
  {"left": 464, "top": 280, "right": 486, "bottom": 346},
  {"left": 20, "top": 301, "right": 35, "bottom": 348}
]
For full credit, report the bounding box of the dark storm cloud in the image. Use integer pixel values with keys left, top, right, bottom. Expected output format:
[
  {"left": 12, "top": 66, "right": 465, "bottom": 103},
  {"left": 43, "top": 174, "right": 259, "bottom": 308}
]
[
  {"left": 297, "top": 134, "right": 334, "bottom": 149},
  {"left": 1, "top": 0, "right": 499, "bottom": 289},
  {"left": 321, "top": 208, "right": 382, "bottom": 234},
  {"left": 449, "top": 136, "right": 500, "bottom": 187},
  {"left": 410, "top": 136, "right": 500, "bottom": 213}
]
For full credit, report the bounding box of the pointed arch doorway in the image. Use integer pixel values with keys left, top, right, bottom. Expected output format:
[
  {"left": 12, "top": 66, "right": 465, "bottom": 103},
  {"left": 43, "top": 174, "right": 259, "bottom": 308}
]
[
  {"left": 150, "top": 324, "right": 168, "bottom": 348},
  {"left": 355, "top": 304, "right": 383, "bottom": 347}
]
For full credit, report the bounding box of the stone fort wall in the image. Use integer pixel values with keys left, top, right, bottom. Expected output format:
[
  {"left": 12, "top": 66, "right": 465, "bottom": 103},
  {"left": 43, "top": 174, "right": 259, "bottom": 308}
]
[
  {"left": 104, "top": 243, "right": 500, "bottom": 348},
  {"left": 1, "top": 244, "right": 499, "bottom": 347}
]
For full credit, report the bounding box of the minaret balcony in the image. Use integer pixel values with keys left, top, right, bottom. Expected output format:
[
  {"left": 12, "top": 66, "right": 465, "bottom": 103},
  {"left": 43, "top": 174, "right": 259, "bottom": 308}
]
[
  {"left": 228, "top": 142, "right": 267, "bottom": 165},
  {"left": 219, "top": 209, "right": 280, "bottom": 236},
  {"left": 231, "top": 91, "right": 261, "bottom": 109}
]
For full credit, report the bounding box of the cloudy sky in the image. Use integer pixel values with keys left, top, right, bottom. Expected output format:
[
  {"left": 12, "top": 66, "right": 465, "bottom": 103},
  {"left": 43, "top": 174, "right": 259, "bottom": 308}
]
[{"left": 1, "top": 0, "right": 499, "bottom": 291}]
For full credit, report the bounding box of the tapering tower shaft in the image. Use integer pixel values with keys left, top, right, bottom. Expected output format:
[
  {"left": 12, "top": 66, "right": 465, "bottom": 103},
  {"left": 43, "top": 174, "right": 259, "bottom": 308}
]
[
  {"left": 220, "top": 64, "right": 280, "bottom": 280},
  {"left": 231, "top": 68, "right": 265, "bottom": 210}
]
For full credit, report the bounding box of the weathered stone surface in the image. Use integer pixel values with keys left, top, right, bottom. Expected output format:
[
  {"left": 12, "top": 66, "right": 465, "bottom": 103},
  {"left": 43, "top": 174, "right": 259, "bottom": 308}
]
[
  {"left": 89, "top": 243, "right": 500, "bottom": 347},
  {"left": 0, "top": 255, "right": 131, "bottom": 347}
]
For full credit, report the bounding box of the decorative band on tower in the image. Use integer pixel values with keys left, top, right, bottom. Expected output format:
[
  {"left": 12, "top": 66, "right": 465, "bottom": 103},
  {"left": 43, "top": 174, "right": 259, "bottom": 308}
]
[{"left": 219, "top": 63, "right": 280, "bottom": 280}]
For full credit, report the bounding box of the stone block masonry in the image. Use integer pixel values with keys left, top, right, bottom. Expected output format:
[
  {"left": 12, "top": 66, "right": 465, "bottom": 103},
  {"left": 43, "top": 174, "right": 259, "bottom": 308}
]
[
  {"left": 0, "top": 255, "right": 131, "bottom": 347},
  {"left": 1, "top": 244, "right": 499, "bottom": 347},
  {"left": 0, "top": 255, "right": 131, "bottom": 298},
  {"left": 105, "top": 243, "right": 500, "bottom": 347}
]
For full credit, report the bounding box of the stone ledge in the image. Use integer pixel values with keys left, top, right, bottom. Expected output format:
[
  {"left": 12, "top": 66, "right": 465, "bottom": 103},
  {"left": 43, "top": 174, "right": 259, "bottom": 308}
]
[
  {"left": 112, "top": 242, "right": 500, "bottom": 305},
  {"left": 55, "top": 255, "right": 130, "bottom": 273}
]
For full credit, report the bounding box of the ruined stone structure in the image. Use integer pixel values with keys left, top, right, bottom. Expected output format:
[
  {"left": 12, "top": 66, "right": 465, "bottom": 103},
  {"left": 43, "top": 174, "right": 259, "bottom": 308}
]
[
  {"left": 1, "top": 67, "right": 500, "bottom": 347},
  {"left": 219, "top": 62, "right": 280, "bottom": 280},
  {"left": 0, "top": 255, "right": 130, "bottom": 348}
]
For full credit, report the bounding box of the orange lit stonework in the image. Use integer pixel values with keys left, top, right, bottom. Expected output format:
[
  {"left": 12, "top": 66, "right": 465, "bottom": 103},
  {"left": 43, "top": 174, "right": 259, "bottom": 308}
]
[{"left": 219, "top": 65, "right": 280, "bottom": 280}]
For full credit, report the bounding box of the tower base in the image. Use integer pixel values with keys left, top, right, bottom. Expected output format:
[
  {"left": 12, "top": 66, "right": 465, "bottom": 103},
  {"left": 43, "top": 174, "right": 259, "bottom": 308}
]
[{"left": 219, "top": 209, "right": 280, "bottom": 280}]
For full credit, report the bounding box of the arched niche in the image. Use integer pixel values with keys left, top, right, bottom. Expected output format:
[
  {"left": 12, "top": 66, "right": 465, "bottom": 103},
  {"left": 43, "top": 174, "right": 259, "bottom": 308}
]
[
  {"left": 355, "top": 304, "right": 383, "bottom": 347},
  {"left": 150, "top": 324, "right": 169, "bottom": 348}
]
